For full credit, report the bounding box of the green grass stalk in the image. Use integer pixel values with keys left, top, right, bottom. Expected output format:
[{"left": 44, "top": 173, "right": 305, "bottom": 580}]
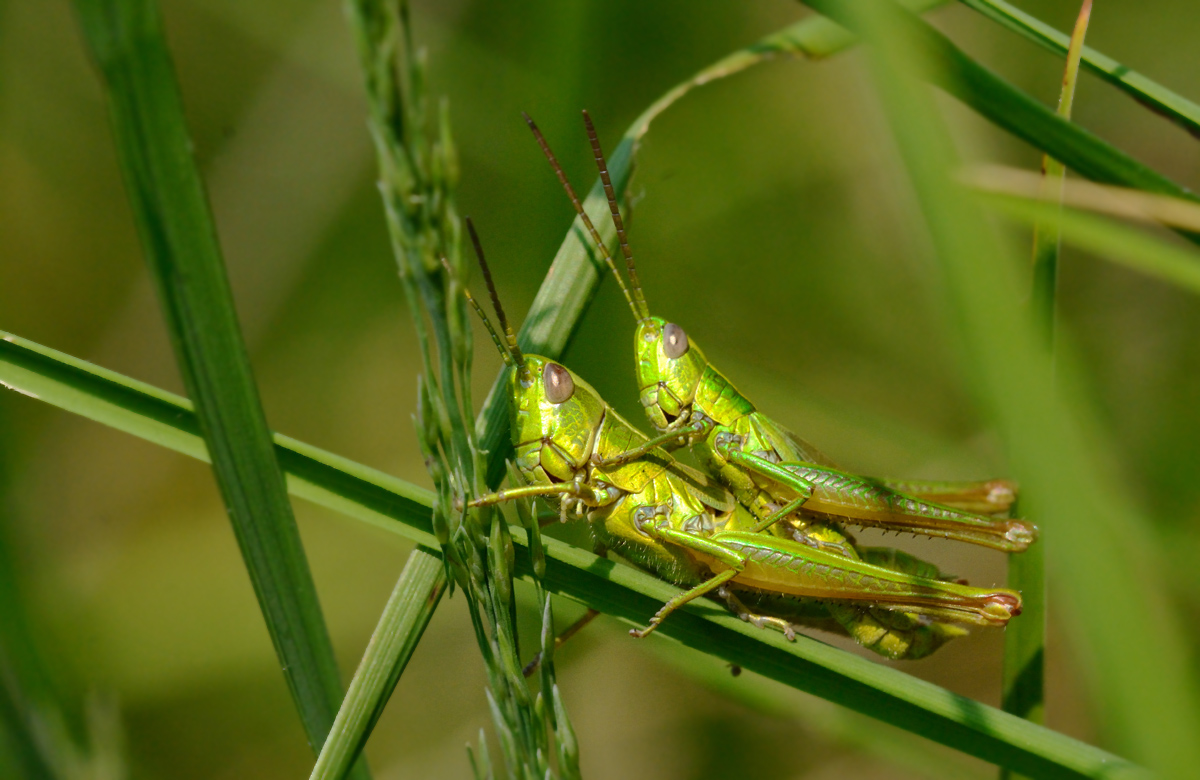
[
  {"left": 959, "top": 0, "right": 1200, "bottom": 137},
  {"left": 1004, "top": 9, "right": 1091, "bottom": 776},
  {"left": 344, "top": 0, "right": 580, "bottom": 774},
  {"left": 67, "top": 0, "right": 362, "bottom": 772},
  {"left": 309, "top": 548, "right": 446, "bottom": 780}
]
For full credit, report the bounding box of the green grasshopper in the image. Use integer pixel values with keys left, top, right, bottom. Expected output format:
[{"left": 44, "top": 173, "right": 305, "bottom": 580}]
[
  {"left": 524, "top": 111, "right": 1037, "bottom": 560},
  {"left": 452, "top": 218, "right": 1021, "bottom": 660}
]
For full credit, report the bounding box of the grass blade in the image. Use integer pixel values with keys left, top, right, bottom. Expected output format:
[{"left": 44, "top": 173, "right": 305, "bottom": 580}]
[
  {"left": 800, "top": 0, "right": 1200, "bottom": 214},
  {"left": 979, "top": 193, "right": 1200, "bottom": 295},
  {"left": 967, "top": 165, "right": 1200, "bottom": 233},
  {"left": 309, "top": 548, "right": 446, "bottom": 780},
  {"left": 0, "top": 332, "right": 436, "bottom": 544},
  {"left": 831, "top": 1, "right": 1200, "bottom": 775},
  {"left": 1000, "top": 519, "right": 1044, "bottom": 770},
  {"left": 1030, "top": 0, "right": 1091, "bottom": 346},
  {"left": 0, "top": 333, "right": 1148, "bottom": 779},
  {"left": 67, "top": 0, "right": 359, "bottom": 770},
  {"left": 652, "top": 645, "right": 984, "bottom": 780},
  {"left": 959, "top": 0, "right": 1200, "bottom": 137},
  {"left": 1004, "top": 4, "right": 1091, "bottom": 766}
]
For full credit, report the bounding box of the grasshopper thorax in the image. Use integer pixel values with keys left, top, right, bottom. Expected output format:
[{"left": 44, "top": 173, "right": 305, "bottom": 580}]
[
  {"left": 635, "top": 316, "right": 709, "bottom": 432},
  {"left": 510, "top": 355, "right": 608, "bottom": 482}
]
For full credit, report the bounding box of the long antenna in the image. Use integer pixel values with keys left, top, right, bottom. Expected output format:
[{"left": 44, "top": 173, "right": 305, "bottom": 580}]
[
  {"left": 522, "top": 112, "right": 643, "bottom": 321},
  {"left": 440, "top": 256, "right": 510, "bottom": 368},
  {"left": 466, "top": 217, "right": 530, "bottom": 382},
  {"left": 582, "top": 110, "right": 650, "bottom": 320}
]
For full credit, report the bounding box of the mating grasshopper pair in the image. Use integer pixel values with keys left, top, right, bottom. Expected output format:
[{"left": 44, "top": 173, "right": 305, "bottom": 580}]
[{"left": 454, "top": 113, "right": 1035, "bottom": 661}]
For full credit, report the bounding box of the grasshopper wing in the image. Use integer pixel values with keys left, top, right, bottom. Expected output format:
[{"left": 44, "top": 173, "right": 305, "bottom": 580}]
[
  {"left": 754, "top": 414, "right": 838, "bottom": 467},
  {"left": 761, "top": 414, "right": 1018, "bottom": 515},
  {"left": 668, "top": 461, "right": 736, "bottom": 514}
]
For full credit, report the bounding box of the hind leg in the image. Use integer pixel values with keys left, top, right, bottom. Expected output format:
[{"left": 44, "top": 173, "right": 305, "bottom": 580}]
[
  {"left": 773, "top": 513, "right": 861, "bottom": 560},
  {"left": 718, "top": 586, "right": 799, "bottom": 640}
]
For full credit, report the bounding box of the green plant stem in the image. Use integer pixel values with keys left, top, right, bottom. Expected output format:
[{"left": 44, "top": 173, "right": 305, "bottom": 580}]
[
  {"left": 0, "top": 332, "right": 1147, "bottom": 780},
  {"left": 1029, "top": 0, "right": 1091, "bottom": 349},
  {"left": 346, "top": 0, "right": 580, "bottom": 774},
  {"left": 959, "top": 0, "right": 1200, "bottom": 138},
  {"left": 1002, "top": 535, "right": 1045, "bottom": 719},
  {"left": 67, "top": 0, "right": 358, "bottom": 770},
  {"left": 1004, "top": 6, "right": 1092, "bottom": 771},
  {"left": 309, "top": 548, "right": 446, "bottom": 780}
]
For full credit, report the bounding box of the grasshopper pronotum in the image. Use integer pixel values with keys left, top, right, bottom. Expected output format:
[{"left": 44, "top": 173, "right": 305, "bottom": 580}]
[{"left": 453, "top": 219, "right": 1020, "bottom": 660}]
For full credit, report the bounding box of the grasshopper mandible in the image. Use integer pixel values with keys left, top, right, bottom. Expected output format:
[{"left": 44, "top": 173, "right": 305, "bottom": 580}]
[
  {"left": 452, "top": 218, "right": 1020, "bottom": 660},
  {"left": 524, "top": 111, "right": 1038, "bottom": 558}
]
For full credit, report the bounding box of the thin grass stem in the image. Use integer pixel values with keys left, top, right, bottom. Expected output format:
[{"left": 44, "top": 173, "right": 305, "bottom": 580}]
[
  {"left": 68, "top": 0, "right": 360, "bottom": 772},
  {"left": 309, "top": 548, "right": 446, "bottom": 780},
  {"left": 1003, "top": 8, "right": 1091, "bottom": 778}
]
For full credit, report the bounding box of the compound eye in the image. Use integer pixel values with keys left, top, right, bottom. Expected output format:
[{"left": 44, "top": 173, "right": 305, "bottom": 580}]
[
  {"left": 663, "top": 323, "right": 689, "bottom": 359},
  {"left": 543, "top": 363, "right": 575, "bottom": 404}
]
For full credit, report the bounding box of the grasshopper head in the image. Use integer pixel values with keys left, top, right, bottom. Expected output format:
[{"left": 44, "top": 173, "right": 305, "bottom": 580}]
[
  {"left": 509, "top": 355, "right": 607, "bottom": 481},
  {"left": 635, "top": 316, "right": 708, "bottom": 432},
  {"left": 450, "top": 218, "right": 608, "bottom": 484},
  {"left": 523, "top": 113, "right": 709, "bottom": 433}
]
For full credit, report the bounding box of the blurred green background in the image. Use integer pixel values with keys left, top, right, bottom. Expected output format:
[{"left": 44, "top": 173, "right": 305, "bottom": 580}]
[{"left": 3, "top": 0, "right": 1199, "bottom": 777}]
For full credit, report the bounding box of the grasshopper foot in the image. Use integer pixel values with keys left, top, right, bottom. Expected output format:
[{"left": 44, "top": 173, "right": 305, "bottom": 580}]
[
  {"left": 719, "top": 586, "right": 798, "bottom": 641},
  {"left": 629, "top": 621, "right": 659, "bottom": 639},
  {"left": 630, "top": 610, "right": 668, "bottom": 639}
]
